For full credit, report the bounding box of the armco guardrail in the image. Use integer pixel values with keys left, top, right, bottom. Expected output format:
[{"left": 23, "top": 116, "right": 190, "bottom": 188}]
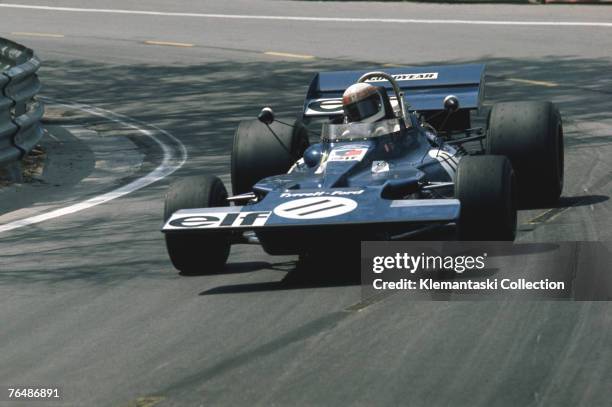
[{"left": 0, "top": 37, "right": 44, "bottom": 167}]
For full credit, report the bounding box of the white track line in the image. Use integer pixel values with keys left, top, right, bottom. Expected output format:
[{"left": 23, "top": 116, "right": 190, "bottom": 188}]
[
  {"left": 0, "top": 99, "right": 187, "bottom": 234},
  {"left": 0, "top": 4, "right": 611, "bottom": 28}
]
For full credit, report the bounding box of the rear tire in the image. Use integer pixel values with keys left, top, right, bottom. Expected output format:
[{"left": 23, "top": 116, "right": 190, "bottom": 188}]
[
  {"left": 164, "top": 175, "right": 231, "bottom": 274},
  {"left": 487, "top": 101, "right": 563, "bottom": 207},
  {"left": 455, "top": 155, "right": 517, "bottom": 241},
  {"left": 231, "top": 118, "right": 309, "bottom": 195}
]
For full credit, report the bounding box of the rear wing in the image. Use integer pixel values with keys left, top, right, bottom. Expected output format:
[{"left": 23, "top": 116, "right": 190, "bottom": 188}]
[{"left": 303, "top": 64, "right": 485, "bottom": 118}]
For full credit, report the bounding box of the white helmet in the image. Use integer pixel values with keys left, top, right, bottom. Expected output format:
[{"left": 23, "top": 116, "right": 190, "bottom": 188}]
[{"left": 342, "top": 83, "right": 387, "bottom": 123}]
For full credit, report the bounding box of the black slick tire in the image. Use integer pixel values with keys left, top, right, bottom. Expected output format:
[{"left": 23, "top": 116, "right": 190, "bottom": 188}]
[
  {"left": 163, "top": 175, "right": 231, "bottom": 274},
  {"left": 455, "top": 155, "right": 517, "bottom": 241}
]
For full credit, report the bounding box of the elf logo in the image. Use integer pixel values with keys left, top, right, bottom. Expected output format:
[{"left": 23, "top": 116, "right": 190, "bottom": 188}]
[{"left": 167, "top": 211, "right": 271, "bottom": 229}]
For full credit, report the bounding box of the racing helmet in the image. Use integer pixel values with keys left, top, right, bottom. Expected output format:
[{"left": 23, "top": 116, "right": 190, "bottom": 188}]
[{"left": 342, "top": 83, "right": 390, "bottom": 123}]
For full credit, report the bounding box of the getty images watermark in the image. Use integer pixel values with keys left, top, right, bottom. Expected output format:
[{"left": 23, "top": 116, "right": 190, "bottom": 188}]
[
  {"left": 372, "top": 251, "right": 564, "bottom": 291},
  {"left": 361, "top": 242, "right": 612, "bottom": 300}
]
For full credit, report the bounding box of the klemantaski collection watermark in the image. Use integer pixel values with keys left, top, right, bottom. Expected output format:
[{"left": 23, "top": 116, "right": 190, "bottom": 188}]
[{"left": 373, "top": 277, "right": 565, "bottom": 291}]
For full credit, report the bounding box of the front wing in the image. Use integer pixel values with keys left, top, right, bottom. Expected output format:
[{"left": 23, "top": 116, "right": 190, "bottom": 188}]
[{"left": 162, "top": 191, "right": 460, "bottom": 233}]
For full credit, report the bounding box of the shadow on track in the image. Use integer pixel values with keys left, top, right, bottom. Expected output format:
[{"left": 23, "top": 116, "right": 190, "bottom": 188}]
[
  {"left": 527, "top": 194, "right": 609, "bottom": 213},
  {"left": 178, "top": 260, "right": 281, "bottom": 277},
  {"left": 200, "top": 255, "right": 361, "bottom": 295},
  {"left": 557, "top": 194, "right": 609, "bottom": 207}
]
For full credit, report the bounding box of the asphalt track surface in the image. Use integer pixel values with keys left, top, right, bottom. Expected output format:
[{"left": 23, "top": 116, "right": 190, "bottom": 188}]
[{"left": 1, "top": 1, "right": 611, "bottom": 406}]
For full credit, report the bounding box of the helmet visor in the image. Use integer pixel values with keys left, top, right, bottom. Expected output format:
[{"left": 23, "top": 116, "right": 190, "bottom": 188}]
[{"left": 343, "top": 94, "right": 382, "bottom": 122}]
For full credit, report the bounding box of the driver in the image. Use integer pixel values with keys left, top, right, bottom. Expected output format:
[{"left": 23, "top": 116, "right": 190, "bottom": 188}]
[{"left": 342, "top": 83, "right": 394, "bottom": 123}]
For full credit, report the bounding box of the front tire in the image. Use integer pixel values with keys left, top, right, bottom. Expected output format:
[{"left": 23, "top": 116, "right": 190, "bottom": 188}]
[
  {"left": 455, "top": 155, "right": 517, "bottom": 241},
  {"left": 487, "top": 101, "right": 563, "bottom": 206},
  {"left": 163, "top": 175, "right": 231, "bottom": 274},
  {"left": 231, "top": 118, "right": 308, "bottom": 195}
]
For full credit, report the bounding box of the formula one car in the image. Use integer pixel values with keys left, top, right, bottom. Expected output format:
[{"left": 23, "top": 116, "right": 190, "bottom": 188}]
[{"left": 162, "top": 64, "right": 564, "bottom": 274}]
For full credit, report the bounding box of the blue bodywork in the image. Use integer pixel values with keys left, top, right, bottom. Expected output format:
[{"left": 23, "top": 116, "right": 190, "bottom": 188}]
[{"left": 163, "top": 64, "right": 486, "bottom": 253}]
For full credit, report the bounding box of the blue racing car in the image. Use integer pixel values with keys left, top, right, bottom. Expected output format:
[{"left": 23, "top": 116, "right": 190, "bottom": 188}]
[{"left": 162, "top": 64, "right": 563, "bottom": 274}]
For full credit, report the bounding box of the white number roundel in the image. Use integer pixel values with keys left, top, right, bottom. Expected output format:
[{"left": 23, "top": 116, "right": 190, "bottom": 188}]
[{"left": 274, "top": 197, "right": 358, "bottom": 219}]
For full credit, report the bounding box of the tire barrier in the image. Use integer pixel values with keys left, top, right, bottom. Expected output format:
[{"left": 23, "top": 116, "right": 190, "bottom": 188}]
[{"left": 0, "top": 37, "right": 44, "bottom": 167}]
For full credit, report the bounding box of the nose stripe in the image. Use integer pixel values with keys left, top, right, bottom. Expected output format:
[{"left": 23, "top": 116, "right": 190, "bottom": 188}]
[
  {"left": 284, "top": 199, "right": 331, "bottom": 212},
  {"left": 298, "top": 203, "right": 345, "bottom": 216}
]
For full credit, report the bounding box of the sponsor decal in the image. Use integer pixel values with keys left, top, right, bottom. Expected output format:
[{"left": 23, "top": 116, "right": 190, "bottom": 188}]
[
  {"left": 371, "top": 160, "right": 390, "bottom": 174},
  {"left": 306, "top": 98, "right": 343, "bottom": 114},
  {"left": 328, "top": 147, "right": 368, "bottom": 162},
  {"left": 274, "top": 197, "right": 358, "bottom": 219},
  {"left": 168, "top": 211, "right": 271, "bottom": 228},
  {"left": 280, "top": 189, "right": 364, "bottom": 198},
  {"left": 366, "top": 72, "right": 438, "bottom": 82}
]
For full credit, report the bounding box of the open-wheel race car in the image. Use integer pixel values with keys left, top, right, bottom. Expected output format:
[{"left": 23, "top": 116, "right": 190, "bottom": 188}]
[{"left": 162, "top": 64, "right": 564, "bottom": 274}]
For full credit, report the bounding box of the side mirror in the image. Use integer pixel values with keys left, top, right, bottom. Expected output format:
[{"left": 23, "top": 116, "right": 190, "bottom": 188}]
[
  {"left": 443, "top": 95, "right": 459, "bottom": 113},
  {"left": 303, "top": 144, "right": 323, "bottom": 168},
  {"left": 258, "top": 106, "right": 275, "bottom": 125}
]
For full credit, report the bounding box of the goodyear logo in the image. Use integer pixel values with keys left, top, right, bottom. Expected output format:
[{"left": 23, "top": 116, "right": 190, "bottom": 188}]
[{"left": 367, "top": 72, "right": 438, "bottom": 82}]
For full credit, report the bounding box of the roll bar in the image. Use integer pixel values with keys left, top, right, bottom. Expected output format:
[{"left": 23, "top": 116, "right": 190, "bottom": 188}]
[{"left": 357, "top": 71, "right": 409, "bottom": 120}]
